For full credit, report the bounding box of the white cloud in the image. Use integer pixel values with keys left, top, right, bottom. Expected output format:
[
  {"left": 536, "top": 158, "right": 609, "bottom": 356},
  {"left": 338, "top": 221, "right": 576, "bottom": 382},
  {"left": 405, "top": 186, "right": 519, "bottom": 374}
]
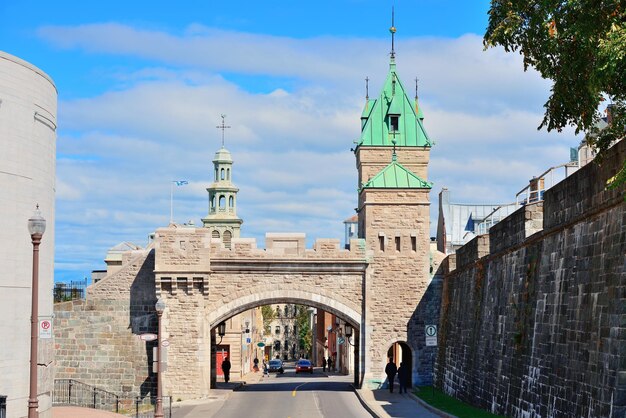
[{"left": 45, "top": 23, "right": 580, "bottom": 280}]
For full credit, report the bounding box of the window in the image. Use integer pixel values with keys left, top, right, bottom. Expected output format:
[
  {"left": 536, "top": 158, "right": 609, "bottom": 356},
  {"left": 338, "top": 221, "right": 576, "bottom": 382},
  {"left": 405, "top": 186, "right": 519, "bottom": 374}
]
[
  {"left": 219, "top": 195, "right": 225, "bottom": 208},
  {"left": 211, "top": 195, "right": 216, "bottom": 209},
  {"left": 395, "top": 236, "right": 401, "bottom": 251},
  {"left": 223, "top": 230, "right": 232, "bottom": 249},
  {"left": 274, "top": 340, "right": 281, "bottom": 350},
  {"left": 284, "top": 326, "right": 289, "bottom": 336},
  {"left": 212, "top": 230, "right": 220, "bottom": 239},
  {"left": 275, "top": 326, "right": 280, "bottom": 335},
  {"left": 214, "top": 168, "right": 218, "bottom": 181},
  {"left": 229, "top": 196, "right": 234, "bottom": 208},
  {"left": 379, "top": 235, "right": 385, "bottom": 251},
  {"left": 227, "top": 168, "right": 230, "bottom": 180},
  {"left": 220, "top": 168, "right": 225, "bottom": 180},
  {"left": 411, "top": 236, "right": 417, "bottom": 252},
  {"left": 390, "top": 115, "right": 399, "bottom": 132}
]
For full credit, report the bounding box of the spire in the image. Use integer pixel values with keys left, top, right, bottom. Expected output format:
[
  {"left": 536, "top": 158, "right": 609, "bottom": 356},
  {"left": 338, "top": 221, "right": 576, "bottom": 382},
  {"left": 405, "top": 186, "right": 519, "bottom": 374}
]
[
  {"left": 216, "top": 114, "right": 231, "bottom": 148},
  {"left": 389, "top": 7, "right": 396, "bottom": 63},
  {"left": 365, "top": 76, "right": 370, "bottom": 101}
]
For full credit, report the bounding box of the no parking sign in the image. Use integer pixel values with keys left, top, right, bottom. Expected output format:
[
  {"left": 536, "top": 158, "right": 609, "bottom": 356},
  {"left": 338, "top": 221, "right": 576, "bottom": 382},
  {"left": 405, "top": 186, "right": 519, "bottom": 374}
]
[{"left": 39, "top": 319, "right": 52, "bottom": 339}]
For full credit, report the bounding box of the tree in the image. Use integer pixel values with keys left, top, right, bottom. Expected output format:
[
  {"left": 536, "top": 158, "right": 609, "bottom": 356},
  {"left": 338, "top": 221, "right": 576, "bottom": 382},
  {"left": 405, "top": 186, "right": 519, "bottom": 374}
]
[
  {"left": 484, "top": 0, "right": 625, "bottom": 189},
  {"left": 261, "top": 305, "right": 276, "bottom": 335},
  {"left": 295, "top": 305, "right": 313, "bottom": 356}
]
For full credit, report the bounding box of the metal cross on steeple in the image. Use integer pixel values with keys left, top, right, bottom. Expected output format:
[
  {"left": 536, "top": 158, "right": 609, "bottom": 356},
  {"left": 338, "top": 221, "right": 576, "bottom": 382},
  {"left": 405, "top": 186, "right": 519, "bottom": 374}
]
[
  {"left": 365, "top": 76, "right": 370, "bottom": 100},
  {"left": 415, "top": 78, "right": 419, "bottom": 100},
  {"left": 216, "top": 114, "right": 231, "bottom": 147}
]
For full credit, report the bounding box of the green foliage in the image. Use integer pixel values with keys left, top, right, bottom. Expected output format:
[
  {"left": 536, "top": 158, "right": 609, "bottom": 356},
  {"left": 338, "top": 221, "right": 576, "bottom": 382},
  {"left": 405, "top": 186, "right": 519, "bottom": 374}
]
[
  {"left": 295, "top": 305, "right": 313, "bottom": 355},
  {"left": 261, "top": 305, "right": 276, "bottom": 335},
  {"left": 415, "top": 386, "right": 506, "bottom": 418},
  {"left": 485, "top": 0, "right": 625, "bottom": 189}
]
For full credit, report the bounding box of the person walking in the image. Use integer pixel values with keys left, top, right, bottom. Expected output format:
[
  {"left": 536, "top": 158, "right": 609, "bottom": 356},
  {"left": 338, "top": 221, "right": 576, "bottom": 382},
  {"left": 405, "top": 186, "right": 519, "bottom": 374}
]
[
  {"left": 262, "top": 360, "right": 269, "bottom": 377},
  {"left": 327, "top": 356, "right": 333, "bottom": 373},
  {"left": 322, "top": 357, "right": 327, "bottom": 372},
  {"left": 253, "top": 357, "right": 259, "bottom": 372},
  {"left": 385, "top": 358, "right": 398, "bottom": 393},
  {"left": 221, "top": 355, "right": 232, "bottom": 384},
  {"left": 397, "top": 362, "right": 410, "bottom": 393}
]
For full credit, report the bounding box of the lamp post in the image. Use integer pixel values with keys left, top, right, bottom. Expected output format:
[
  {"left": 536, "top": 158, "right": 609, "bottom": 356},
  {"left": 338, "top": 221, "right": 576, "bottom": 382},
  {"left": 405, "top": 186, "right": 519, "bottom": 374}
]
[
  {"left": 155, "top": 298, "right": 166, "bottom": 418},
  {"left": 27, "top": 205, "right": 46, "bottom": 418}
]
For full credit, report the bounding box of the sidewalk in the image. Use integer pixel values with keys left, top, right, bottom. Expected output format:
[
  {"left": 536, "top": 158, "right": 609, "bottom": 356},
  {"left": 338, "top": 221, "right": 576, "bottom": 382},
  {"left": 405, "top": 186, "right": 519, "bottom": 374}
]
[{"left": 353, "top": 387, "right": 455, "bottom": 418}]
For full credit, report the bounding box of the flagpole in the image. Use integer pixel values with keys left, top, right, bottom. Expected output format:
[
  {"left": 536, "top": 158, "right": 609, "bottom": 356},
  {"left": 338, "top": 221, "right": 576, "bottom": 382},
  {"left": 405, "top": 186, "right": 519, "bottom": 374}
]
[{"left": 170, "top": 181, "right": 174, "bottom": 225}]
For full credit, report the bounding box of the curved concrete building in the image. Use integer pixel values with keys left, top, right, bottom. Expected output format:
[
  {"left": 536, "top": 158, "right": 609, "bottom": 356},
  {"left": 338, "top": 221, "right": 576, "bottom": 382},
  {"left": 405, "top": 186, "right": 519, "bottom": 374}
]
[{"left": 0, "top": 51, "right": 56, "bottom": 418}]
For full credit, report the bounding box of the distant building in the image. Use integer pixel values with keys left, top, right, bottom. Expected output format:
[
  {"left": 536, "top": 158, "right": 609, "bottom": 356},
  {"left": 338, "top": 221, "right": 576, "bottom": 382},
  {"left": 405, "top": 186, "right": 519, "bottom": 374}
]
[
  {"left": 436, "top": 188, "right": 518, "bottom": 254},
  {"left": 343, "top": 215, "right": 358, "bottom": 249}
]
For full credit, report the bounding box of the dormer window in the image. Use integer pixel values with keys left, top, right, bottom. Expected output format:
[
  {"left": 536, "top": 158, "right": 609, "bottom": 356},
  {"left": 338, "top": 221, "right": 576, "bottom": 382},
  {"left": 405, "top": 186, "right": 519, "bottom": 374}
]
[{"left": 389, "top": 115, "right": 399, "bottom": 132}]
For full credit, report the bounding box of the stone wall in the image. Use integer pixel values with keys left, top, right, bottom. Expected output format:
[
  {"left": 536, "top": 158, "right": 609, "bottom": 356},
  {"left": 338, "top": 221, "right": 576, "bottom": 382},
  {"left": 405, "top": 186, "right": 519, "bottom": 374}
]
[
  {"left": 437, "top": 140, "right": 626, "bottom": 417},
  {"left": 54, "top": 251, "right": 158, "bottom": 396}
]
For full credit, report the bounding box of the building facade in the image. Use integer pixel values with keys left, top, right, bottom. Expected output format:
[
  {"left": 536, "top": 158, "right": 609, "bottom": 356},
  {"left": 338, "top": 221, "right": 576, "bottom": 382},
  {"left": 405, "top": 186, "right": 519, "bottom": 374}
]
[{"left": 0, "top": 51, "right": 57, "bottom": 418}]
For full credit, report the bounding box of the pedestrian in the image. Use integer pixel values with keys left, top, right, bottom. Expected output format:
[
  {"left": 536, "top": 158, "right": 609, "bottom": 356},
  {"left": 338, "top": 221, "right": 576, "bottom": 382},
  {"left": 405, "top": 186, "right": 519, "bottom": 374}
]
[
  {"left": 397, "top": 362, "right": 409, "bottom": 393},
  {"left": 322, "top": 357, "right": 327, "bottom": 372},
  {"left": 327, "top": 356, "right": 332, "bottom": 372},
  {"left": 221, "top": 355, "right": 231, "bottom": 383},
  {"left": 262, "top": 360, "right": 269, "bottom": 377},
  {"left": 385, "top": 357, "right": 397, "bottom": 393},
  {"left": 253, "top": 357, "right": 259, "bottom": 372}
]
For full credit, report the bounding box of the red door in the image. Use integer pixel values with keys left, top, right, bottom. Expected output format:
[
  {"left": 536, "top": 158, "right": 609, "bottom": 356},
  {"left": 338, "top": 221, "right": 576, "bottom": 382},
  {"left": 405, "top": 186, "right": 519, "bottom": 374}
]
[{"left": 216, "top": 345, "right": 229, "bottom": 378}]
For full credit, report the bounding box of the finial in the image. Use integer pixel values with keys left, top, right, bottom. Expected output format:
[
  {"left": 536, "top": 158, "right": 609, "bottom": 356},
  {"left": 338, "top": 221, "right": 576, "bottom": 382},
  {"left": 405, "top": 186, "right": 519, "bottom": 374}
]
[
  {"left": 365, "top": 76, "right": 369, "bottom": 101},
  {"left": 216, "top": 114, "right": 231, "bottom": 148},
  {"left": 415, "top": 78, "right": 419, "bottom": 100},
  {"left": 389, "top": 6, "right": 396, "bottom": 60}
]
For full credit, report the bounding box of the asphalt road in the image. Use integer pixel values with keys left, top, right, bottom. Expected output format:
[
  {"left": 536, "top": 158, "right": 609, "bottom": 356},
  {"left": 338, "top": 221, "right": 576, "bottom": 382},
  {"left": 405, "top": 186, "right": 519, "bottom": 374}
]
[{"left": 174, "top": 364, "right": 373, "bottom": 418}]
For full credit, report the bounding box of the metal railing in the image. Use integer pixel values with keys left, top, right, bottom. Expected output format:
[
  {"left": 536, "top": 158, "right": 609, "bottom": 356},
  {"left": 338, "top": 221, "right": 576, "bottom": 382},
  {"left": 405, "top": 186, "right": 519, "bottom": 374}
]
[
  {"left": 53, "top": 379, "right": 172, "bottom": 418},
  {"left": 53, "top": 279, "right": 87, "bottom": 302}
]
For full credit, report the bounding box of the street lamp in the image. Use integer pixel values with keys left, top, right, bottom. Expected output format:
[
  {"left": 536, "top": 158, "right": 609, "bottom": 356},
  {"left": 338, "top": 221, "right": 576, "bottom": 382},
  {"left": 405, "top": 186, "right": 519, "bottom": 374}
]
[
  {"left": 27, "top": 205, "right": 45, "bottom": 418},
  {"left": 217, "top": 322, "right": 226, "bottom": 344},
  {"left": 345, "top": 324, "right": 355, "bottom": 346},
  {"left": 155, "top": 298, "right": 166, "bottom": 418}
]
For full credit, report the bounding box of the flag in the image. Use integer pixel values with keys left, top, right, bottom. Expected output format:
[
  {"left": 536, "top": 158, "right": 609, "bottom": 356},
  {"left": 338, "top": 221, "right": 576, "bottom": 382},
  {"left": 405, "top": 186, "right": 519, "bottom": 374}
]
[{"left": 174, "top": 180, "right": 188, "bottom": 186}]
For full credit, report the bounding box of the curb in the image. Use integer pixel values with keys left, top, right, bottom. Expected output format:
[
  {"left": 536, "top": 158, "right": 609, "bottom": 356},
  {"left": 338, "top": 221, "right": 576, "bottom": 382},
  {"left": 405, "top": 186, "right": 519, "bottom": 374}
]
[
  {"left": 409, "top": 391, "right": 457, "bottom": 418},
  {"left": 350, "top": 385, "right": 382, "bottom": 418}
]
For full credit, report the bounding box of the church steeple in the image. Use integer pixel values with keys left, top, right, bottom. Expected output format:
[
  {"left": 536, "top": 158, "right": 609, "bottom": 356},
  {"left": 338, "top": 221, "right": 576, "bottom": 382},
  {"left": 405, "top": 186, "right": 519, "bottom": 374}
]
[{"left": 201, "top": 115, "right": 243, "bottom": 249}]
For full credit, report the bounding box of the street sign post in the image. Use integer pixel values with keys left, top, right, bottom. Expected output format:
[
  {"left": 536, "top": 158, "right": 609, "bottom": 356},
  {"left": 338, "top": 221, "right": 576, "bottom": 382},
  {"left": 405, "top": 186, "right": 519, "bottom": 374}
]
[
  {"left": 39, "top": 319, "right": 52, "bottom": 339},
  {"left": 139, "top": 333, "right": 158, "bottom": 342},
  {"left": 425, "top": 325, "right": 437, "bottom": 346}
]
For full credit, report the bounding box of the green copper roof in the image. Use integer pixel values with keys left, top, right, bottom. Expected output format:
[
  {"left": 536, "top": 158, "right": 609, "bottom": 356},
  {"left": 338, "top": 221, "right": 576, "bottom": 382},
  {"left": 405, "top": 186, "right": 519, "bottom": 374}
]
[
  {"left": 361, "top": 157, "right": 432, "bottom": 190},
  {"left": 357, "top": 61, "right": 431, "bottom": 148}
]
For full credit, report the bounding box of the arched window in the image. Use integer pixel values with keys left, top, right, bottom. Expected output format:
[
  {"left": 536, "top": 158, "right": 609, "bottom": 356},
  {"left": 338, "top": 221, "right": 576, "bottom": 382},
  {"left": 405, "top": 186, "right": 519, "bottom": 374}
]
[
  {"left": 229, "top": 196, "right": 234, "bottom": 208},
  {"left": 223, "top": 230, "right": 232, "bottom": 249},
  {"left": 211, "top": 195, "right": 216, "bottom": 209},
  {"left": 220, "top": 168, "right": 225, "bottom": 180},
  {"left": 227, "top": 168, "right": 230, "bottom": 180},
  {"left": 214, "top": 168, "right": 218, "bottom": 181},
  {"left": 219, "top": 195, "right": 225, "bottom": 208},
  {"left": 212, "top": 230, "right": 220, "bottom": 239}
]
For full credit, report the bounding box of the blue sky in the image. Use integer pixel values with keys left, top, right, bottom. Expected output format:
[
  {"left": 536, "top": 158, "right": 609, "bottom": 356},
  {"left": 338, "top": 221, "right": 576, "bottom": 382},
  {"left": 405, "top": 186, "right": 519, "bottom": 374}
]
[{"left": 1, "top": 1, "right": 579, "bottom": 282}]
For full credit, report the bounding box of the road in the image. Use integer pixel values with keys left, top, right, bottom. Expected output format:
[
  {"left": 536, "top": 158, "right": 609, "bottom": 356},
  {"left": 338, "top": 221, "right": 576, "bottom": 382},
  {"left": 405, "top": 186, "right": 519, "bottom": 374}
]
[{"left": 174, "top": 363, "right": 373, "bottom": 418}]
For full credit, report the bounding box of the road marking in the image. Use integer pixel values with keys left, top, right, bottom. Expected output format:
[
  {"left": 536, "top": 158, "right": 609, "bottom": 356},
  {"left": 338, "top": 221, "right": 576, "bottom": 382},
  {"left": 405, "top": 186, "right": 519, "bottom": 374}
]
[{"left": 292, "top": 382, "right": 309, "bottom": 397}]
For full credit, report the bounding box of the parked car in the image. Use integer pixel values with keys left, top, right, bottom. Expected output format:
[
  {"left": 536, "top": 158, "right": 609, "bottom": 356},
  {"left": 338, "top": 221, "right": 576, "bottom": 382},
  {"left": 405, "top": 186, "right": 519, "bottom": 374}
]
[
  {"left": 268, "top": 359, "right": 284, "bottom": 374},
  {"left": 295, "top": 359, "right": 313, "bottom": 374}
]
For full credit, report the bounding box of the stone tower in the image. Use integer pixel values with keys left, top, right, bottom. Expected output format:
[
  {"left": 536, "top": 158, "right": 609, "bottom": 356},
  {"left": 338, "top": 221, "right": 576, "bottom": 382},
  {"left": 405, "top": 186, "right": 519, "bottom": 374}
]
[
  {"left": 201, "top": 146, "right": 243, "bottom": 248},
  {"left": 355, "top": 23, "right": 433, "bottom": 379}
]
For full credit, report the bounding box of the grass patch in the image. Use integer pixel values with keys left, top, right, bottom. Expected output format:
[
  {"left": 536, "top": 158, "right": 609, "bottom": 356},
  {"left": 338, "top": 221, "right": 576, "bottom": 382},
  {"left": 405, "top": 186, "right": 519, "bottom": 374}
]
[{"left": 415, "top": 386, "right": 506, "bottom": 418}]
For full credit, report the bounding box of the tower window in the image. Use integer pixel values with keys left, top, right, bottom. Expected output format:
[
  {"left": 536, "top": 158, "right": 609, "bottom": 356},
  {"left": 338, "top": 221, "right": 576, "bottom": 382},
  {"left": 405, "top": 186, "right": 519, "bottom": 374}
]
[
  {"left": 219, "top": 195, "right": 225, "bottom": 208},
  {"left": 411, "top": 236, "right": 417, "bottom": 252},
  {"left": 220, "top": 168, "right": 225, "bottom": 180},
  {"left": 214, "top": 168, "right": 218, "bottom": 181},
  {"left": 227, "top": 168, "right": 230, "bottom": 180},
  {"left": 390, "top": 115, "right": 399, "bottom": 132},
  {"left": 395, "top": 236, "right": 401, "bottom": 251},
  {"left": 211, "top": 195, "right": 216, "bottom": 209},
  {"left": 379, "top": 235, "right": 385, "bottom": 251},
  {"left": 229, "top": 196, "right": 234, "bottom": 208},
  {"left": 223, "top": 230, "right": 232, "bottom": 249}
]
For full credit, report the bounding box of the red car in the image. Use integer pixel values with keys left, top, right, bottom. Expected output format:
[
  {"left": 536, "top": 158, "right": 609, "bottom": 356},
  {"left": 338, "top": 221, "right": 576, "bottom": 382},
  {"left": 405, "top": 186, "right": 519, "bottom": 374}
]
[{"left": 295, "top": 359, "right": 313, "bottom": 374}]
